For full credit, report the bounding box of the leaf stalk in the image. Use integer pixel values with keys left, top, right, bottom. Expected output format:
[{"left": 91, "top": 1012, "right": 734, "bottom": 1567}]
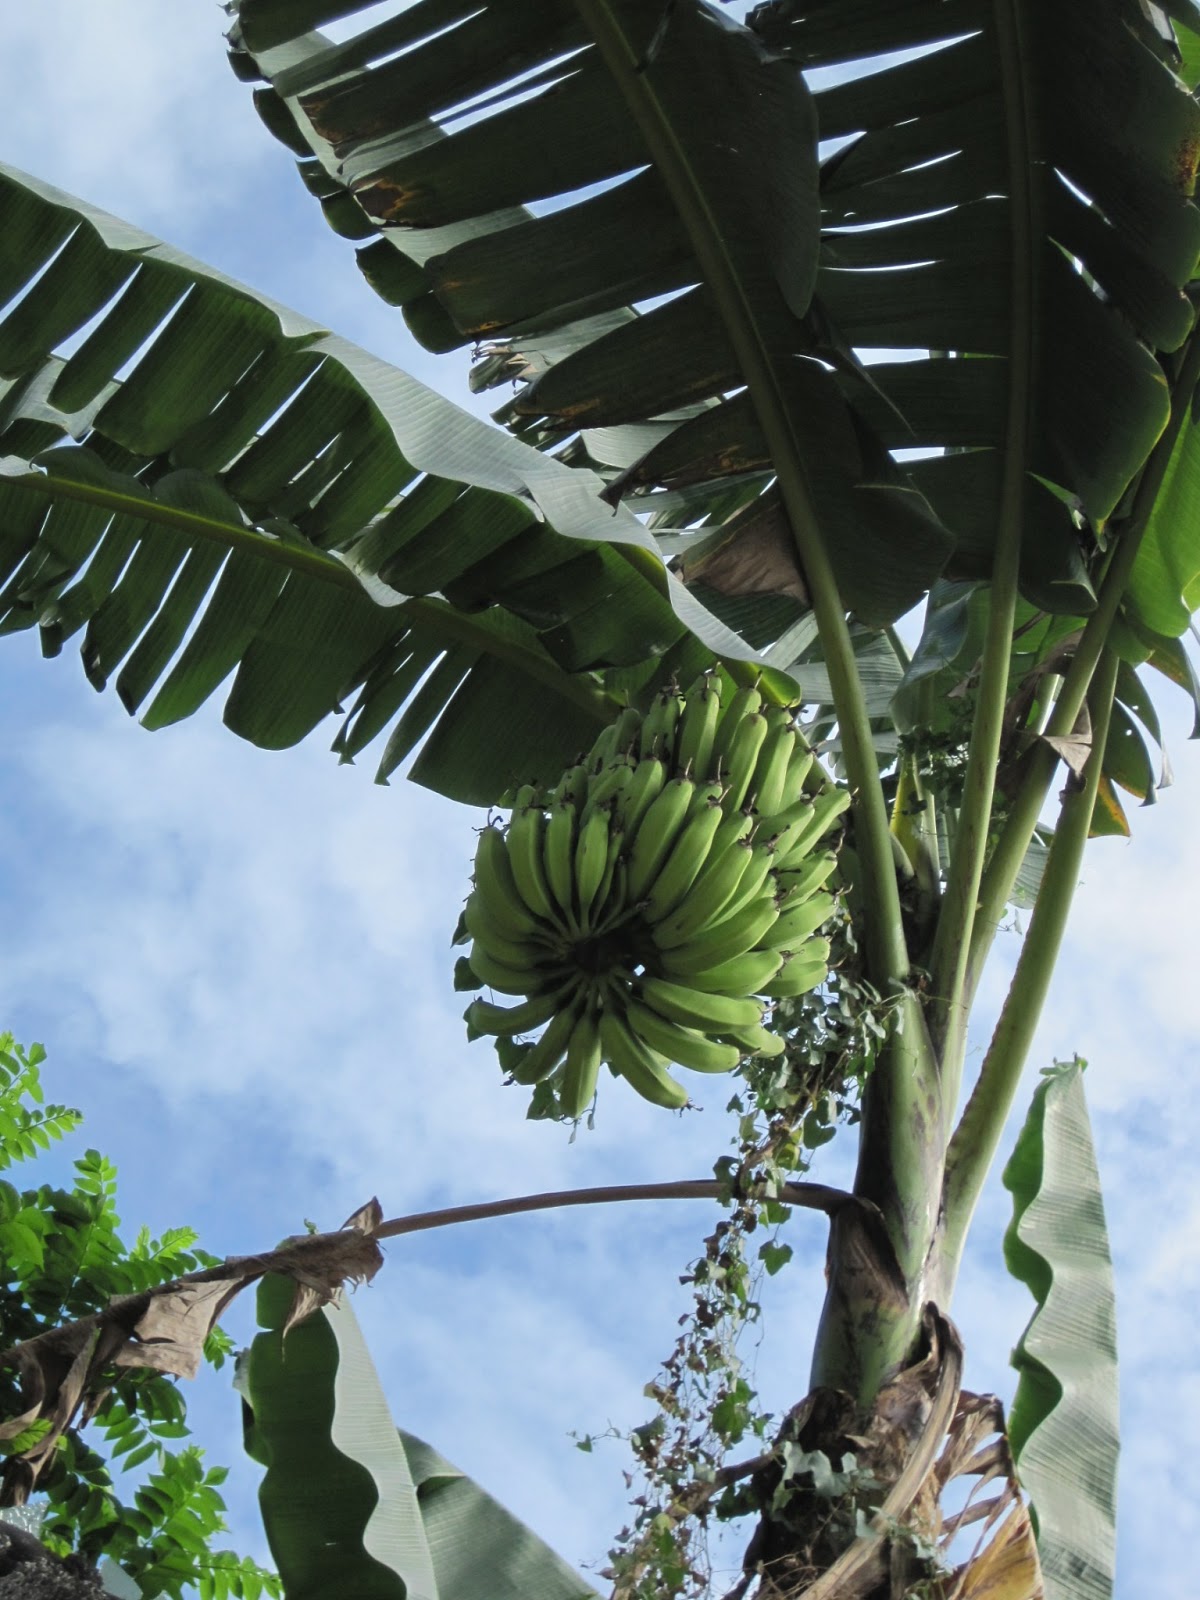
[
  {"left": 572, "top": 3, "right": 945, "bottom": 1396},
  {"left": 936, "top": 648, "right": 1119, "bottom": 1289},
  {"left": 927, "top": 0, "right": 1039, "bottom": 1092},
  {"left": 12, "top": 465, "right": 616, "bottom": 723},
  {"left": 570, "top": 0, "right": 906, "bottom": 991}
]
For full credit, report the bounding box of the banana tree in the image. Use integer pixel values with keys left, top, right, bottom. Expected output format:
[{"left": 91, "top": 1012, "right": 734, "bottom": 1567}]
[{"left": 2, "top": 0, "right": 1200, "bottom": 1594}]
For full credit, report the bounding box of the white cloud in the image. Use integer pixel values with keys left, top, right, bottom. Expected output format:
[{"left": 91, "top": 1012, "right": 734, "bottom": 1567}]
[{"left": 0, "top": 5, "right": 270, "bottom": 234}]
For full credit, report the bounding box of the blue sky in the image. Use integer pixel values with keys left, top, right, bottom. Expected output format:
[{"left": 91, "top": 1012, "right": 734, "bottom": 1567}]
[{"left": 1, "top": 5, "right": 1199, "bottom": 1595}]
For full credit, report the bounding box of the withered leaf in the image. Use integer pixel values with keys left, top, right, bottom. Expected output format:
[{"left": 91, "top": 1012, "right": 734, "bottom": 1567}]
[
  {"left": 950, "top": 1502, "right": 1044, "bottom": 1600},
  {"left": 1041, "top": 701, "right": 1092, "bottom": 779},
  {"left": 0, "top": 1202, "right": 385, "bottom": 1498},
  {"left": 276, "top": 1223, "right": 385, "bottom": 1336},
  {"left": 113, "top": 1279, "right": 245, "bottom": 1380},
  {"left": 680, "top": 496, "right": 809, "bottom": 607}
]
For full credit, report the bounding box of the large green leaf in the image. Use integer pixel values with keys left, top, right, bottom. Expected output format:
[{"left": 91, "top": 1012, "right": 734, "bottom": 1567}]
[
  {"left": 242, "top": 1277, "right": 598, "bottom": 1600},
  {"left": 1002, "top": 1058, "right": 1119, "bottom": 1600},
  {"left": 229, "top": 0, "right": 956, "bottom": 629},
  {"left": 0, "top": 163, "right": 762, "bottom": 804},
  {"left": 1127, "top": 398, "right": 1200, "bottom": 636},
  {"left": 230, "top": 0, "right": 1200, "bottom": 635}
]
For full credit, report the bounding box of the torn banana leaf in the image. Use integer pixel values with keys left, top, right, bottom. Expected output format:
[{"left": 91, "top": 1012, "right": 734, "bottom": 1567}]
[
  {"left": 242, "top": 1278, "right": 598, "bottom": 1600},
  {"left": 1003, "top": 1058, "right": 1119, "bottom": 1600}
]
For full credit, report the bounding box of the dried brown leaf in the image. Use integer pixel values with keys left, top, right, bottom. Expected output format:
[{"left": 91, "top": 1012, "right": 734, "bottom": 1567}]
[
  {"left": 0, "top": 1202, "right": 385, "bottom": 1499},
  {"left": 1041, "top": 701, "right": 1092, "bottom": 779},
  {"left": 782, "top": 1309, "right": 963, "bottom": 1600},
  {"left": 343, "top": 1197, "right": 384, "bottom": 1235},
  {"left": 948, "top": 1502, "right": 1044, "bottom": 1600},
  {"left": 275, "top": 1225, "right": 385, "bottom": 1336},
  {"left": 113, "top": 1279, "right": 245, "bottom": 1380},
  {"left": 680, "top": 500, "right": 809, "bottom": 606}
]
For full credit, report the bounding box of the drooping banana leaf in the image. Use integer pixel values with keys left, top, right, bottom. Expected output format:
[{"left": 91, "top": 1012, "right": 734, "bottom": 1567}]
[
  {"left": 0, "top": 163, "right": 762, "bottom": 805},
  {"left": 229, "top": 0, "right": 1200, "bottom": 644},
  {"left": 1002, "top": 1058, "right": 1119, "bottom": 1600},
  {"left": 241, "top": 1276, "right": 598, "bottom": 1600}
]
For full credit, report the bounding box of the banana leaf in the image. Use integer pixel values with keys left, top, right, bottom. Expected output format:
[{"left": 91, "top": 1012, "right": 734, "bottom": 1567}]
[
  {"left": 241, "top": 1277, "right": 598, "bottom": 1600},
  {"left": 0, "top": 162, "right": 760, "bottom": 806},
  {"left": 230, "top": 0, "right": 1199, "bottom": 637},
  {"left": 1002, "top": 1058, "right": 1119, "bottom": 1600}
]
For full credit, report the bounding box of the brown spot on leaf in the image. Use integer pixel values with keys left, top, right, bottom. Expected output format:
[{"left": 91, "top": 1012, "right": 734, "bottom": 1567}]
[
  {"left": 350, "top": 177, "right": 423, "bottom": 225},
  {"left": 1176, "top": 136, "right": 1200, "bottom": 195},
  {"left": 1090, "top": 774, "right": 1131, "bottom": 837}
]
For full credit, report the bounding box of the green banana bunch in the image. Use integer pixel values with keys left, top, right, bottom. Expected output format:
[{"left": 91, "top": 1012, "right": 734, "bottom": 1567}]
[{"left": 458, "top": 671, "right": 849, "bottom": 1119}]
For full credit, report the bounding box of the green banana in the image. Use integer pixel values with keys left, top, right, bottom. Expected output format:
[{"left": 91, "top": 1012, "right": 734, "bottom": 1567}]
[
  {"left": 510, "top": 781, "right": 543, "bottom": 811},
  {"left": 717, "top": 1021, "right": 786, "bottom": 1059},
  {"left": 582, "top": 757, "right": 634, "bottom": 820},
  {"left": 558, "top": 1008, "right": 604, "bottom": 1117},
  {"left": 639, "top": 689, "right": 683, "bottom": 760},
  {"left": 465, "top": 988, "right": 566, "bottom": 1038},
  {"left": 712, "top": 683, "right": 762, "bottom": 771},
  {"left": 550, "top": 762, "right": 590, "bottom": 807},
  {"left": 706, "top": 843, "right": 778, "bottom": 927},
  {"left": 613, "top": 703, "right": 644, "bottom": 754},
  {"left": 626, "top": 997, "right": 742, "bottom": 1074},
  {"left": 775, "top": 851, "right": 839, "bottom": 907},
  {"left": 509, "top": 1001, "right": 582, "bottom": 1085},
  {"left": 585, "top": 721, "right": 619, "bottom": 775},
  {"left": 680, "top": 948, "right": 785, "bottom": 996},
  {"left": 721, "top": 713, "right": 771, "bottom": 810},
  {"left": 589, "top": 840, "right": 628, "bottom": 935},
  {"left": 473, "top": 828, "right": 542, "bottom": 942},
  {"left": 506, "top": 802, "right": 560, "bottom": 926},
  {"left": 617, "top": 756, "right": 667, "bottom": 838},
  {"left": 760, "top": 946, "right": 830, "bottom": 998},
  {"left": 656, "top": 893, "right": 780, "bottom": 977},
  {"left": 599, "top": 1008, "right": 689, "bottom": 1109},
  {"left": 586, "top": 706, "right": 642, "bottom": 775},
  {"left": 653, "top": 822, "right": 756, "bottom": 946},
  {"left": 748, "top": 721, "right": 796, "bottom": 818},
  {"left": 642, "top": 789, "right": 726, "bottom": 922},
  {"left": 574, "top": 806, "right": 612, "bottom": 929},
  {"left": 464, "top": 682, "right": 852, "bottom": 1110},
  {"left": 760, "top": 892, "right": 836, "bottom": 951},
  {"left": 772, "top": 788, "right": 852, "bottom": 868},
  {"left": 464, "top": 892, "right": 562, "bottom": 970},
  {"left": 783, "top": 742, "right": 814, "bottom": 799},
  {"left": 653, "top": 842, "right": 755, "bottom": 950},
  {"left": 469, "top": 940, "right": 566, "bottom": 997},
  {"left": 638, "top": 977, "right": 764, "bottom": 1033},
  {"left": 676, "top": 676, "right": 721, "bottom": 781},
  {"left": 543, "top": 800, "right": 580, "bottom": 929},
  {"left": 627, "top": 776, "right": 695, "bottom": 902}
]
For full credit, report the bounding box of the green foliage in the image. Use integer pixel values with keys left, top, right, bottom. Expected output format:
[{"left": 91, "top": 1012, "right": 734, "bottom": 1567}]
[
  {"left": 0, "top": 160, "right": 723, "bottom": 808},
  {"left": 0, "top": 1034, "right": 277, "bottom": 1600}
]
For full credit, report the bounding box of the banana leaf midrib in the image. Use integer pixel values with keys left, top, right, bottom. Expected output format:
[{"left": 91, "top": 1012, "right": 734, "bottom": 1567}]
[{"left": 5, "top": 458, "right": 615, "bottom": 722}]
